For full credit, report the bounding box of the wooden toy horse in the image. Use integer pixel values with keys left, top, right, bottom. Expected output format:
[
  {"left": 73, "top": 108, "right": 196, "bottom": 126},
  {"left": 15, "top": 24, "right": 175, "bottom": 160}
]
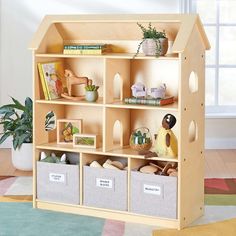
[{"left": 64, "top": 69, "right": 92, "bottom": 97}]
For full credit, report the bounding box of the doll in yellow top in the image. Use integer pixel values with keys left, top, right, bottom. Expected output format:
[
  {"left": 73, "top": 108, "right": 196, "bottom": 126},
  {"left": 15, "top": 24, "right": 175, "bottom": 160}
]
[{"left": 154, "top": 114, "right": 178, "bottom": 158}]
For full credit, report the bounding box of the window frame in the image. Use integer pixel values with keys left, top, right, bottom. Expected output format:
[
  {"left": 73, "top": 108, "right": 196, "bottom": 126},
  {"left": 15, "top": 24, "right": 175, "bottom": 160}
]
[{"left": 181, "top": 0, "right": 236, "bottom": 117}]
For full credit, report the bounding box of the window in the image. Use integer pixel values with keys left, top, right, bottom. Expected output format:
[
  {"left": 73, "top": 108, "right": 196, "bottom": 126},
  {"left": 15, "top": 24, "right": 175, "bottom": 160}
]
[{"left": 186, "top": 0, "right": 236, "bottom": 116}]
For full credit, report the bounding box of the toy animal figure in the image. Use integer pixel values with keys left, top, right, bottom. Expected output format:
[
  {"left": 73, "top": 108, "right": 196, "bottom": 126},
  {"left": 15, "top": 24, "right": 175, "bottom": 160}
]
[
  {"left": 40, "top": 152, "right": 68, "bottom": 164},
  {"left": 131, "top": 82, "right": 147, "bottom": 98},
  {"left": 148, "top": 83, "right": 166, "bottom": 99},
  {"left": 64, "top": 69, "right": 92, "bottom": 97},
  {"left": 154, "top": 114, "right": 178, "bottom": 158}
]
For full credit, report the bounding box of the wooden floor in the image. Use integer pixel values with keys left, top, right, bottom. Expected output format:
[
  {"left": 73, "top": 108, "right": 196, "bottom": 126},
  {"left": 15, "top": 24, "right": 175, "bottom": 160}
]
[
  {"left": 205, "top": 149, "right": 236, "bottom": 178},
  {"left": 0, "top": 148, "right": 235, "bottom": 177},
  {"left": 0, "top": 149, "right": 32, "bottom": 176}
]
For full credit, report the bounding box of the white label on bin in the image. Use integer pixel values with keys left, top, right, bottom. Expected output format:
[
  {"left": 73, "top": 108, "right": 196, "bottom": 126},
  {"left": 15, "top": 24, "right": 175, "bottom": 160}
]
[
  {"left": 49, "top": 173, "right": 65, "bottom": 183},
  {"left": 96, "top": 178, "right": 112, "bottom": 188},
  {"left": 143, "top": 184, "right": 161, "bottom": 195}
]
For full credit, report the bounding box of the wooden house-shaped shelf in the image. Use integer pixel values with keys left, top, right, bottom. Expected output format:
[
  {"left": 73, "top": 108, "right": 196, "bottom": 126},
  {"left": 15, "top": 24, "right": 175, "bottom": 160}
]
[{"left": 29, "top": 14, "right": 210, "bottom": 229}]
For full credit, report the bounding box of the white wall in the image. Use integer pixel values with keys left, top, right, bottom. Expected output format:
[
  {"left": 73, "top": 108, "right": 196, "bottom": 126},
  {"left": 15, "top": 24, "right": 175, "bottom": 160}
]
[{"left": 0, "top": 0, "right": 234, "bottom": 149}]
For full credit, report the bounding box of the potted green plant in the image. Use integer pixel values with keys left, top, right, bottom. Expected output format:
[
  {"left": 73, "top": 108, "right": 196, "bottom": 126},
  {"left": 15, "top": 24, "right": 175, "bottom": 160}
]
[
  {"left": 134, "top": 22, "right": 168, "bottom": 58},
  {"left": 85, "top": 84, "right": 99, "bottom": 102},
  {"left": 0, "top": 97, "right": 33, "bottom": 171}
]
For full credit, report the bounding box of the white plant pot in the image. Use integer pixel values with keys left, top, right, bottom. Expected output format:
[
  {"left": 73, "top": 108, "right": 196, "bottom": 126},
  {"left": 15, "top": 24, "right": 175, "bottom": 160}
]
[
  {"left": 12, "top": 143, "right": 33, "bottom": 171},
  {"left": 142, "top": 38, "right": 168, "bottom": 56}
]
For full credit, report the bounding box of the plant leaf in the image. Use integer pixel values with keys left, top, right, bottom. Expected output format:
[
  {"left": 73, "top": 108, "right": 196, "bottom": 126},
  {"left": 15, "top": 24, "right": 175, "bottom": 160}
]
[
  {"left": 0, "top": 105, "right": 15, "bottom": 115},
  {"left": 11, "top": 97, "right": 25, "bottom": 111}
]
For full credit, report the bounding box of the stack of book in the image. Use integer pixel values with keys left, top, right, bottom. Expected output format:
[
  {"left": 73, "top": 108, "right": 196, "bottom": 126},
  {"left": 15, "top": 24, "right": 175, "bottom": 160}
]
[
  {"left": 124, "top": 96, "right": 175, "bottom": 106},
  {"left": 63, "top": 44, "right": 108, "bottom": 55}
]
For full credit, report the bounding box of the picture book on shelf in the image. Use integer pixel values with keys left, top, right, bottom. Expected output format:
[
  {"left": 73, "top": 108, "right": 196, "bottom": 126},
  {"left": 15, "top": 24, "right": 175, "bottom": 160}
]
[{"left": 38, "top": 61, "right": 66, "bottom": 100}]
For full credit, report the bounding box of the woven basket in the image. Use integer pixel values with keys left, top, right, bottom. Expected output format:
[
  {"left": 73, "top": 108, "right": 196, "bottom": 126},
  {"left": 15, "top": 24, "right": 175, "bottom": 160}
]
[{"left": 142, "top": 38, "right": 168, "bottom": 56}]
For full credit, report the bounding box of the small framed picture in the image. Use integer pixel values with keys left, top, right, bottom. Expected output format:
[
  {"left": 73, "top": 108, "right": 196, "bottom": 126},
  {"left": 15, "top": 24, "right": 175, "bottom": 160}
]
[
  {"left": 73, "top": 134, "right": 99, "bottom": 149},
  {"left": 57, "top": 119, "right": 83, "bottom": 144}
]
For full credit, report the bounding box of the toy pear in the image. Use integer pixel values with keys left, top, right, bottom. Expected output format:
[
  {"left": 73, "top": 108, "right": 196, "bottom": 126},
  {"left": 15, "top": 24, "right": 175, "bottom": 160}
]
[{"left": 154, "top": 114, "right": 178, "bottom": 158}]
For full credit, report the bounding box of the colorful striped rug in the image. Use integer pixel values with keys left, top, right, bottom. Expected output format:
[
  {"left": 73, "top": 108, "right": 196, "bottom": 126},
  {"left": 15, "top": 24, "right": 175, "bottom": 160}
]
[{"left": 205, "top": 178, "right": 236, "bottom": 205}]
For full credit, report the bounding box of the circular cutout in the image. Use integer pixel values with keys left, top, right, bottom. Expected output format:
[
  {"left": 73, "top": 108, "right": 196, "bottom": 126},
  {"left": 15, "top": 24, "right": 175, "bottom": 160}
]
[
  {"left": 45, "top": 111, "right": 56, "bottom": 131},
  {"left": 188, "top": 120, "right": 198, "bottom": 143},
  {"left": 189, "top": 71, "right": 198, "bottom": 93}
]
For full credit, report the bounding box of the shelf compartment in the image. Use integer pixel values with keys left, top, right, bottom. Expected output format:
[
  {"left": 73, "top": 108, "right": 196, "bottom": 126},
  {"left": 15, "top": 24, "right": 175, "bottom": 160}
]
[
  {"left": 130, "top": 170, "right": 177, "bottom": 219},
  {"left": 35, "top": 97, "right": 104, "bottom": 106},
  {"left": 37, "top": 161, "right": 80, "bottom": 205},
  {"left": 83, "top": 153, "right": 128, "bottom": 211}
]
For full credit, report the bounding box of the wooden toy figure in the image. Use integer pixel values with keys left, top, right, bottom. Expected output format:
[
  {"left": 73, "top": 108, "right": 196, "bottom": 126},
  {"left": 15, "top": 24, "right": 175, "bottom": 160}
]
[
  {"left": 154, "top": 114, "right": 178, "bottom": 158},
  {"left": 61, "top": 69, "right": 92, "bottom": 100}
]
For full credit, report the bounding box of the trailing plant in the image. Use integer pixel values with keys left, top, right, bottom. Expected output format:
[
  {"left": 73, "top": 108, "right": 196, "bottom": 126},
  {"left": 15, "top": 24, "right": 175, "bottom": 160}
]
[
  {"left": 134, "top": 22, "right": 167, "bottom": 58},
  {"left": 0, "top": 97, "right": 33, "bottom": 150},
  {"left": 85, "top": 84, "right": 99, "bottom": 91}
]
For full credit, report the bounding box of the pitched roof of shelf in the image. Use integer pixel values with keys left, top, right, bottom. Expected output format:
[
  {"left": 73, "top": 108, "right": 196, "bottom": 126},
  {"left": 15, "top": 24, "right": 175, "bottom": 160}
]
[{"left": 29, "top": 14, "right": 210, "bottom": 53}]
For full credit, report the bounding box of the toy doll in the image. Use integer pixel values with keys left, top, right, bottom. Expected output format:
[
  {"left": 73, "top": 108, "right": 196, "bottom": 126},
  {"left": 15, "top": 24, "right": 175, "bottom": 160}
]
[{"left": 154, "top": 114, "right": 178, "bottom": 158}]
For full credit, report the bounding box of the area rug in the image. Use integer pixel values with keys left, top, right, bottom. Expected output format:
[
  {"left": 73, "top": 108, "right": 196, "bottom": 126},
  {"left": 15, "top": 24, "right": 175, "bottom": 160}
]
[
  {"left": 153, "top": 217, "right": 236, "bottom": 236},
  {"left": 204, "top": 178, "right": 236, "bottom": 205},
  {"left": 0, "top": 176, "right": 32, "bottom": 196},
  {"left": 0, "top": 202, "right": 158, "bottom": 236}
]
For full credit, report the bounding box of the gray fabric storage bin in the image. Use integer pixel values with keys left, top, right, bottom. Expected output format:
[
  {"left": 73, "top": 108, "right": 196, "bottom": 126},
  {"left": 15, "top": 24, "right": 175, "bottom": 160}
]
[
  {"left": 83, "top": 166, "right": 127, "bottom": 211},
  {"left": 37, "top": 162, "right": 79, "bottom": 204},
  {"left": 130, "top": 171, "right": 177, "bottom": 219}
]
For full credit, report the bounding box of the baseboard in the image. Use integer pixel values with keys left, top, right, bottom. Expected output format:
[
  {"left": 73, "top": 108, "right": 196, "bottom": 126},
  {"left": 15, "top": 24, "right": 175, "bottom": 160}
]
[{"left": 205, "top": 138, "right": 236, "bottom": 149}]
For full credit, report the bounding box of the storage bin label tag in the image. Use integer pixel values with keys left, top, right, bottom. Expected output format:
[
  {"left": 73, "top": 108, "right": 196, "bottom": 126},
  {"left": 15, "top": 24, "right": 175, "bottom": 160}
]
[
  {"left": 143, "top": 184, "right": 161, "bottom": 195},
  {"left": 96, "top": 178, "right": 112, "bottom": 188},
  {"left": 49, "top": 173, "right": 65, "bottom": 183}
]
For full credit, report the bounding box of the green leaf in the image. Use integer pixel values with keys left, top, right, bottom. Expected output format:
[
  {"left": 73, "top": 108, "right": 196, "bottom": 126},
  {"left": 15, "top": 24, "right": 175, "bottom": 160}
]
[
  {"left": 0, "top": 105, "right": 15, "bottom": 115},
  {"left": 13, "top": 136, "right": 19, "bottom": 150},
  {"left": 16, "top": 133, "right": 31, "bottom": 149},
  {"left": 0, "top": 132, "right": 12, "bottom": 145},
  {"left": 11, "top": 97, "right": 25, "bottom": 111},
  {"left": 14, "top": 124, "right": 30, "bottom": 132}
]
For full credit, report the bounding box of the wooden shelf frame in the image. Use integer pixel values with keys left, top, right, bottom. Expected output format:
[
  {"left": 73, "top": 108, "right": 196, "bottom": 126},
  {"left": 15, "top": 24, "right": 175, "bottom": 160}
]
[{"left": 30, "top": 14, "right": 210, "bottom": 229}]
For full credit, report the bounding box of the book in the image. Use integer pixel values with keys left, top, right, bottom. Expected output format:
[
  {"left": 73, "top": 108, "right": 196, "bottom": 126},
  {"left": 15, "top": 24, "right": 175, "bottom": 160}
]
[
  {"left": 124, "top": 96, "right": 175, "bottom": 106},
  {"left": 63, "top": 49, "right": 106, "bottom": 55},
  {"left": 37, "top": 63, "right": 49, "bottom": 100},
  {"left": 64, "top": 44, "right": 106, "bottom": 50},
  {"left": 63, "top": 44, "right": 109, "bottom": 55},
  {"left": 38, "top": 62, "right": 65, "bottom": 100}
]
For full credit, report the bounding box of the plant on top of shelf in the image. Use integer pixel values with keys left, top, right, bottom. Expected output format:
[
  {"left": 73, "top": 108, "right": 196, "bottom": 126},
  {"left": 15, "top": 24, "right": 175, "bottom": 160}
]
[
  {"left": 85, "top": 83, "right": 99, "bottom": 102},
  {"left": 134, "top": 22, "right": 168, "bottom": 58}
]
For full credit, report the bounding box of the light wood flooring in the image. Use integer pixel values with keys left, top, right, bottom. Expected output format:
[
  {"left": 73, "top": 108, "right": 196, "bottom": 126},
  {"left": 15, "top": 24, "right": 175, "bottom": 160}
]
[
  {"left": 0, "top": 148, "right": 235, "bottom": 178},
  {"left": 205, "top": 149, "right": 236, "bottom": 178}
]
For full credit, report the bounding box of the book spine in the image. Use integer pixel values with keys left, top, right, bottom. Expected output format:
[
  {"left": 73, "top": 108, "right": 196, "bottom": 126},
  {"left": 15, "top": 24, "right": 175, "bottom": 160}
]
[
  {"left": 64, "top": 45, "right": 104, "bottom": 50},
  {"left": 124, "top": 97, "right": 174, "bottom": 106},
  {"left": 63, "top": 49, "right": 104, "bottom": 55},
  {"left": 37, "top": 63, "right": 49, "bottom": 100}
]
